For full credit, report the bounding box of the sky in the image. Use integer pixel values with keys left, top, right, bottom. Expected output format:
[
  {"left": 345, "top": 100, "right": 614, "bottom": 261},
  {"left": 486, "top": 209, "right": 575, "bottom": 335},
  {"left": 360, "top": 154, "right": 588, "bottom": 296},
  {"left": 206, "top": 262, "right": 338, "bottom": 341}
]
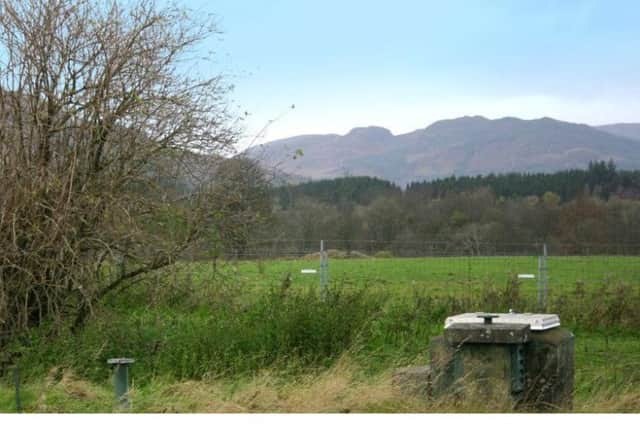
[{"left": 183, "top": 0, "right": 640, "bottom": 149}]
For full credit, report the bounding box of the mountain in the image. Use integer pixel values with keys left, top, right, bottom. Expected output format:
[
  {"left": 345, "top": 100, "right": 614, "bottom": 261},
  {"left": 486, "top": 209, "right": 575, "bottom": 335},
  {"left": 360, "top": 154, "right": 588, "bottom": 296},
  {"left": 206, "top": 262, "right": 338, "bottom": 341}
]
[
  {"left": 597, "top": 123, "right": 640, "bottom": 142},
  {"left": 246, "top": 116, "right": 640, "bottom": 185}
]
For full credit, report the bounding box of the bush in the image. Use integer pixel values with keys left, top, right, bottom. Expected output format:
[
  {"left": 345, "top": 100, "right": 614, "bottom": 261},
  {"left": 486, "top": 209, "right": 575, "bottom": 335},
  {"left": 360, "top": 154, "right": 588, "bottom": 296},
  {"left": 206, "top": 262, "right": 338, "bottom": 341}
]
[{"left": 17, "top": 285, "right": 390, "bottom": 383}]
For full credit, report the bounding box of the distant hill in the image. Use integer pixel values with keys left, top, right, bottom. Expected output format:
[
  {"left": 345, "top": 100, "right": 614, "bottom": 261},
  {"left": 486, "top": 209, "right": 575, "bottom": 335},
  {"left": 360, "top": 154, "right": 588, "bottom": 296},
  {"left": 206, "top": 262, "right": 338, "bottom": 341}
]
[
  {"left": 597, "top": 123, "right": 640, "bottom": 141},
  {"left": 246, "top": 116, "right": 640, "bottom": 185}
]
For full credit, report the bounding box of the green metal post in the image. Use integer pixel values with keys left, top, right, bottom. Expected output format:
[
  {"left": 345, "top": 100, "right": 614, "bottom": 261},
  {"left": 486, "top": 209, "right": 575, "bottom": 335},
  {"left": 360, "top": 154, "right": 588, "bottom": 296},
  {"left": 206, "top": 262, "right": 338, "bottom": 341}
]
[
  {"left": 537, "top": 243, "right": 548, "bottom": 311},
  {"left": 108, "top": 358, "right": 135, "bottom": 409}
]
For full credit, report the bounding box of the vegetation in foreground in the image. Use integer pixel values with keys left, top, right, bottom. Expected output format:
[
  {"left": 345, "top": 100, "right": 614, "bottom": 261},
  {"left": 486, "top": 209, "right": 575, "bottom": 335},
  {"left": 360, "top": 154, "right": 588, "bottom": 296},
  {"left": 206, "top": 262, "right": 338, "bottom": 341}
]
[
  {"left": 2, "top": 257, "right": 639, "bottom": 413},
  {"left": 3, "top": 355, "right": 640, "bottom": 413}
]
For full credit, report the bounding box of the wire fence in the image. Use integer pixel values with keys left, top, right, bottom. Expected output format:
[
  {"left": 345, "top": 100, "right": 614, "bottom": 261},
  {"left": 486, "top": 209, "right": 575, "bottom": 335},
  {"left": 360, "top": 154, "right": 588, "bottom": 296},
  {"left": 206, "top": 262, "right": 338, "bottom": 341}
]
[
  {"left": 192, "top": 240, "right": 640, "bottom": 301},
  {"left": 223, "top": 239, "right": 640, "bottom": 258}
]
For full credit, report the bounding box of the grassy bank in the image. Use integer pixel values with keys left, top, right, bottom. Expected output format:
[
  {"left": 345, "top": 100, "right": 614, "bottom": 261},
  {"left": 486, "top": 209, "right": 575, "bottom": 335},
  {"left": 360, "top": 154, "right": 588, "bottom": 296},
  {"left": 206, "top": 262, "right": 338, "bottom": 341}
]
[{"left": 3, "top": 351, "right": 640, "bottom": 413}]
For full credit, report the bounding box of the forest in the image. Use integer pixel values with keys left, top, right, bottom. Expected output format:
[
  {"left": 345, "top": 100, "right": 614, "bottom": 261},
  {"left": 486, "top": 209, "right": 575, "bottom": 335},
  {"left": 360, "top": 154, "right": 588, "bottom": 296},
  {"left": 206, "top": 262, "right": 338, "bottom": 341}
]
[{"left": 261, "top": 160, "right": 640, "bottom": 252}]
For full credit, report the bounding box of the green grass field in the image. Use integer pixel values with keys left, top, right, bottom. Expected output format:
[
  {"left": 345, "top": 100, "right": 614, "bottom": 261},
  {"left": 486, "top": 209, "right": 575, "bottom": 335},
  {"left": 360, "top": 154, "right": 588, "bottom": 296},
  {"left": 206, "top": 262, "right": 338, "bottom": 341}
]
[
  {"left": 1, "top": 255, "right": 639, "bottom": 412},
  {"left": 196, "top": 255, "right": 640, "bottom": 298}
]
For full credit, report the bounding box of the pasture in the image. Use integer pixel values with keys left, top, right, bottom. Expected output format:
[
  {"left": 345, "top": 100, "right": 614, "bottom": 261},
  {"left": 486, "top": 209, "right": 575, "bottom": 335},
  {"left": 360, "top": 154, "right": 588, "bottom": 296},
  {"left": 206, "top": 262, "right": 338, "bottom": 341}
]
[{"left": 212, "top": 254, "right": 640, "bottom": 297}]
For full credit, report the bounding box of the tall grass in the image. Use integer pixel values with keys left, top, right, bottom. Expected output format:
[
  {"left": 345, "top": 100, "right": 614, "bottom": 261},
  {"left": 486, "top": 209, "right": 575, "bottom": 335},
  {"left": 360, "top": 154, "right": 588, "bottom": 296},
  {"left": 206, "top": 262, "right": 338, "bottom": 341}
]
[
  {"left": 2, "top": 257, "right": 640, "bottom": 412},
  {"left": 17, "top": 282, "right": 390, "bottom": 383},
  {"left": 3, "top": 357, "right": 640, "bottom": 413},
  {"left": 13, "top": 270, "right": 640, "bottom": 383}
]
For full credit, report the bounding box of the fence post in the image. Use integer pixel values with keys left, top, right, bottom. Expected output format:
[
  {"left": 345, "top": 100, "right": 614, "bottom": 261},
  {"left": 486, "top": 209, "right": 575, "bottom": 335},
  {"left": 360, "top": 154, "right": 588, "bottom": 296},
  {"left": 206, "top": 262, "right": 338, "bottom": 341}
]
[
  {"left": 319, "top": 240, "right": 329, "bottom": 300},
  {"left": 537, "top": 243, "right": 548, "bottom": 311},
  {"left": 13, "top": 365, "right": 21, "bottom": 413}
]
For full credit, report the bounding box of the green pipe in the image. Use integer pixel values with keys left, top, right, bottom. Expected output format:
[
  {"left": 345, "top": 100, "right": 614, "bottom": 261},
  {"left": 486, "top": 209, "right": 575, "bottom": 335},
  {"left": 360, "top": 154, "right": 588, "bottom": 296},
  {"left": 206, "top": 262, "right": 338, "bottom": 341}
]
[{"left": 107, "top": 358, "right": 135, "bottom": 409}]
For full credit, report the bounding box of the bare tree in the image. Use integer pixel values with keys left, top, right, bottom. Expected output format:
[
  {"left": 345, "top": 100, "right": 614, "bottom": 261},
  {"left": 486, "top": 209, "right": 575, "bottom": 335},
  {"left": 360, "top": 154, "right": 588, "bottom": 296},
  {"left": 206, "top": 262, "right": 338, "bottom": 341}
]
[{"left": 0, "top": 0, "right": 240, "bottom": 335}]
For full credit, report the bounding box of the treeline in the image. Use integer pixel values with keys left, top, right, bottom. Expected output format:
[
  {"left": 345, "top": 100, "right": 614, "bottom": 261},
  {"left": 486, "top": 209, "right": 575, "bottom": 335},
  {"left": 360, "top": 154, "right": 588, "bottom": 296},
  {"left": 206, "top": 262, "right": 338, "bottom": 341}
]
[
  {"left": 275, "top": 161, "right": 640, "bottom": 211},
  {"left": 408, "top": 160, "right": 640, "bottom": 201},
  {"left": 257, "top": 162, "right": 640, "bottom": 252},
  {"left": 274, "top": 176, "right": 401, "bottom": 209}
]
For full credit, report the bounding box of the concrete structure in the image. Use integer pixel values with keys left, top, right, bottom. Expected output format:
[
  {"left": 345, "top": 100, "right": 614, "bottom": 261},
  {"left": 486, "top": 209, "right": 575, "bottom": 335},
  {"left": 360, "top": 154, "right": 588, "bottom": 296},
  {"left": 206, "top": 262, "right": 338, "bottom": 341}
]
[{"left": 429, "top": 312, "right": 574, "bottom": 411}]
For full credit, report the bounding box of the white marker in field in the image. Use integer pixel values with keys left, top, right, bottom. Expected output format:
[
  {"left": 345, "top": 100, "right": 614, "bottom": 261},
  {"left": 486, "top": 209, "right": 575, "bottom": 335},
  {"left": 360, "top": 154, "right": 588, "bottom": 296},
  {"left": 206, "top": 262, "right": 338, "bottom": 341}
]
[
  {"left": 301, "top": 269, "right": 317, "bottom": 274},
  {"left": 518, "top": 274, "right": 535, "bottom": 279}
]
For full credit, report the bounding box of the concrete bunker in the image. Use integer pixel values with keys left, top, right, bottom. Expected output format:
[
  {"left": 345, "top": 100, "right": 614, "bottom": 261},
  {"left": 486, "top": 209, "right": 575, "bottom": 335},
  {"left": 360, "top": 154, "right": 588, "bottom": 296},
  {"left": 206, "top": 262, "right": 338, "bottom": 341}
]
[{"left": 395, "top": 312, "right": 574, "bottom": 411}]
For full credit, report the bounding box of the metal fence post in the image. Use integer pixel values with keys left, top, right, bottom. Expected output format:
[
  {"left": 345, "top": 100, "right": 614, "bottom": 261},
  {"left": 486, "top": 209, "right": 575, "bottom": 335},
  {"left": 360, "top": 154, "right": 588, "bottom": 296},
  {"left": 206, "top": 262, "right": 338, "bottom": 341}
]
[
  {"left": 537, "top": 243, "right": 548, "bottom": 311},
  {"left": 320, "top": 240, "right": 328, "bottom": 300}
]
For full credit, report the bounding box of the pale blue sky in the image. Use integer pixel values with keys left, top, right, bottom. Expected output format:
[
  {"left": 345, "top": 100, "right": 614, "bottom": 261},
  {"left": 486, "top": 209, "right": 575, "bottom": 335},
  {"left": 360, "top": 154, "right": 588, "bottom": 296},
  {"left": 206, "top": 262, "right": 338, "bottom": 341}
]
[{"left": 184, "top": 0, "right": 640, "bottom": 148}]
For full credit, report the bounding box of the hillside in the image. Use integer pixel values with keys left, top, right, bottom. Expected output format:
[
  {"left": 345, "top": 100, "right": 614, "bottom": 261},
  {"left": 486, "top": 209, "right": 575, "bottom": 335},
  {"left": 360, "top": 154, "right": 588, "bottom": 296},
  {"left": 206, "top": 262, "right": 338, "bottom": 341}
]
[
  {"left": 247, "top": 116, "right": 640, "bottom": 185},
  {"left": 597, "top": 123, "right": 640, "bottom": 142}
]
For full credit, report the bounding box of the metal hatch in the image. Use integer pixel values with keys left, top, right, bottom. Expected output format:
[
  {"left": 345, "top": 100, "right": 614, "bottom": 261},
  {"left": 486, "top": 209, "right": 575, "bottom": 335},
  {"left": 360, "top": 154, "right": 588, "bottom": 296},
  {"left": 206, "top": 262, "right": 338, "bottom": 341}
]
[{"left": 444, "top": 312, "right": 561, "bottom": 331}]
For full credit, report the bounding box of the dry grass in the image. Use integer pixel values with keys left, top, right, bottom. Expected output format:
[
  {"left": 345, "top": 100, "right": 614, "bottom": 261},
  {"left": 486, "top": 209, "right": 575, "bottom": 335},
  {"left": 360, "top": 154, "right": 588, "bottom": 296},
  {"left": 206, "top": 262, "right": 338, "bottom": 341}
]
[
  {"left": 29, "top": 368, "right": 112, "bottom": 412},
  {"left": 126, "top": 357, "right": 550, "bottom": 413},
  {"left": 3, "top": 359, "right": 639, "bottom": 413},
  {"left": 132, "top": 356, "right": 429, "bottom": 413},
  {"left": 228, "top": 357, "right": 417, "bottom": 413},
  {"left": 573, "top": 385, "right": 640, "bottom": 413}
]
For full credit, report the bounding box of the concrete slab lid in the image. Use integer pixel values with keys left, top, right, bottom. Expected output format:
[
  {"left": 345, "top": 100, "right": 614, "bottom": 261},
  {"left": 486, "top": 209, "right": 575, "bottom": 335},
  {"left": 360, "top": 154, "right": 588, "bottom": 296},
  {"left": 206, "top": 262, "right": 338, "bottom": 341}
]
[{"left": 444, "top": 312, "right": 560, "bottom": 331}]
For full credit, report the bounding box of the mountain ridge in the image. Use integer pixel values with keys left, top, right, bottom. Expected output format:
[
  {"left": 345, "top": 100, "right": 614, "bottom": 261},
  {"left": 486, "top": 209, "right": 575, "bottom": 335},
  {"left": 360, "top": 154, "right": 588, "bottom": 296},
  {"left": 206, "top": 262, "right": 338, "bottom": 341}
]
[
  {"left": 597, "top": 123, "right": 640, "bottom": 142},
  {"left": 246, "top": 116, "right": 640, "bottom": 185}
]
